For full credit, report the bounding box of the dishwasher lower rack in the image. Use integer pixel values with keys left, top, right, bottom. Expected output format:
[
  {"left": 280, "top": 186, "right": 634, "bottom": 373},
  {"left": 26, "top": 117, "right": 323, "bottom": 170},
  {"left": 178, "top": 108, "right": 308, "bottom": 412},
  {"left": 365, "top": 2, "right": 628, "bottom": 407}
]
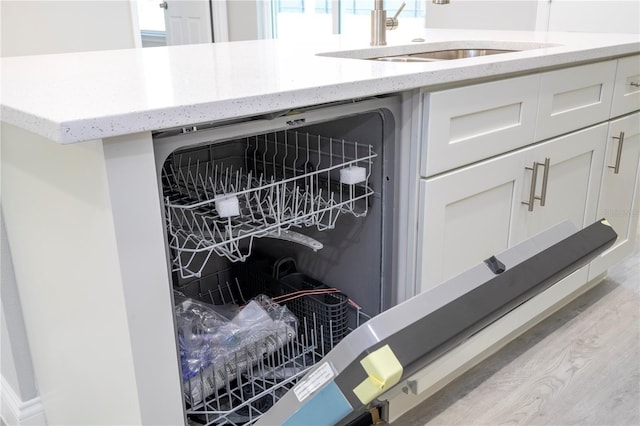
[
  {"left": 175, "top": 271, "right": 369, "bottom": 426},
  {"left": 162, "top": 129, "right": 377, "bottom": 279}
]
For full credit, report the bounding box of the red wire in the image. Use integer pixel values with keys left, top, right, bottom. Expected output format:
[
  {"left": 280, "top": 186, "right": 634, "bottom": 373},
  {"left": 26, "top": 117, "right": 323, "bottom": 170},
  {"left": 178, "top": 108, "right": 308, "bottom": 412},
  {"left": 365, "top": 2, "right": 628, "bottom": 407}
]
[
  {"left": 272, "top": 288, "right": 342, "bottom": 303},
  {"left": 347, "top": 299, "right": 361, "bottom": 310}
]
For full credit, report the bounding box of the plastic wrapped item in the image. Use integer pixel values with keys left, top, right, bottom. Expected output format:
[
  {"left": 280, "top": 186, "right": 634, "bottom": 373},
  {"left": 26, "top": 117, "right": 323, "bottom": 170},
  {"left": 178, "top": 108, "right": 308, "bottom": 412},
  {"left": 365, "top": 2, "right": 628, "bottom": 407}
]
[
  {"left": 174, "top": 295, "right": 229, "bottom": 380},
  {"left": 174, "top": 293, "right": 298, "bottom": 405}
]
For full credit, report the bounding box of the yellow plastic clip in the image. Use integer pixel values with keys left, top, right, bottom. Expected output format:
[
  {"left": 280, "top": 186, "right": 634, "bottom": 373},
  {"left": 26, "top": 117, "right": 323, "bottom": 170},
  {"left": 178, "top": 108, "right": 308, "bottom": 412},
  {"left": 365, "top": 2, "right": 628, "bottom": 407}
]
[{"left": 353, "top": 344, "right": 403, "bottom": 404}]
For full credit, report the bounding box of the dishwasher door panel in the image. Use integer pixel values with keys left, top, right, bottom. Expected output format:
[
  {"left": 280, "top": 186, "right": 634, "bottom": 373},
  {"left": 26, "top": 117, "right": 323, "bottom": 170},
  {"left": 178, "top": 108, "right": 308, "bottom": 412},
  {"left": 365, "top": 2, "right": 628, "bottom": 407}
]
[{"left": 257, "top": 219, "right": 616, "bottom": 426}]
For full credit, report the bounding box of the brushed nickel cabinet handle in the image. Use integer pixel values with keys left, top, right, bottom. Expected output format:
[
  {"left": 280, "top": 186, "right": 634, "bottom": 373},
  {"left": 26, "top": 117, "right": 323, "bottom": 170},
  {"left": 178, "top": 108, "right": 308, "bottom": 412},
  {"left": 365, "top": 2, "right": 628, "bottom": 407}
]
[
  {"left": 536, "top": 158, "right": 550, "bottom": 206},
  {"left": 522, "top": 160, "right": 539, "bottom": 212},
  {"left": 631, "top": 82, "right": 640, "bottom": 87},
  {"left": 608, "top": 131, "right": 625, "bottom": 174}
]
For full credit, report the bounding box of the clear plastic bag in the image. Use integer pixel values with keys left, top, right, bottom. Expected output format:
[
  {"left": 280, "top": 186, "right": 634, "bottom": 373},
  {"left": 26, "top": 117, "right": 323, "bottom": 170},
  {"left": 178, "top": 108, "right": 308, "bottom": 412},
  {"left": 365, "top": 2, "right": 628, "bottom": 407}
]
[
  {"left": 174, "top": 293, "right": 298, "bottom": 405},
  {"left": 174, "top": 294, "right": 228, "bottom": 380}
]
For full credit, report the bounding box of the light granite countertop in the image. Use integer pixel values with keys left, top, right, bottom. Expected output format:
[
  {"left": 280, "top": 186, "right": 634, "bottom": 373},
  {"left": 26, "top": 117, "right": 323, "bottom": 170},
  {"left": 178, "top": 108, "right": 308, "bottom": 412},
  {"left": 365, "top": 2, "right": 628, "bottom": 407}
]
[{"left": 1, "top": 28, "right": 638, "bottom": 144}]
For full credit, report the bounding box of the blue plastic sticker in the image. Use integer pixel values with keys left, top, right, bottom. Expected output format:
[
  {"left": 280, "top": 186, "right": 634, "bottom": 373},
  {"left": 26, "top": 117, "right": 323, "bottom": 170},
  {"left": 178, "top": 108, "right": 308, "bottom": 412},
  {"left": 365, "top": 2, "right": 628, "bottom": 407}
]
[{"left": 283, "top": 382, "right": 353, "bottom": 426}]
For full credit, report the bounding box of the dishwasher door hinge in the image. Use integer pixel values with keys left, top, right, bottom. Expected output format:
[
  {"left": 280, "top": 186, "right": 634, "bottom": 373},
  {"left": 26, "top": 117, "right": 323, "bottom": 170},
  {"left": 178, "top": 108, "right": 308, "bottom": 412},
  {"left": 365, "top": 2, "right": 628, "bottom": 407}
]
[{"left": 345, "top": 405, "right": 383, "bottom": 426}]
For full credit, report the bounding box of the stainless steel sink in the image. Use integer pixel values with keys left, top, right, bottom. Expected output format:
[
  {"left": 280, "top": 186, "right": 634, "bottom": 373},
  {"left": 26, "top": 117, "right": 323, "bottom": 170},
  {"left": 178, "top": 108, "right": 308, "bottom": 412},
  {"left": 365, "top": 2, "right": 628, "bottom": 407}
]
[
  {"left": 316, "top": 41, "right": 560, "bottom": 62},
  {"left": 373, "top": 48, "right": 518, "bottom": 62}
]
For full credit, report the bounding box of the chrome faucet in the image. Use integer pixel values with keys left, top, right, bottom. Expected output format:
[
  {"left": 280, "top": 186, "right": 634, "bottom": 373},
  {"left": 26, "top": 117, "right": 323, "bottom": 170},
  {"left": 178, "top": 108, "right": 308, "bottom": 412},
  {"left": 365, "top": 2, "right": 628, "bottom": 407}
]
[{"left": 371, "top": 0, "right": 450, "bottom": 46}]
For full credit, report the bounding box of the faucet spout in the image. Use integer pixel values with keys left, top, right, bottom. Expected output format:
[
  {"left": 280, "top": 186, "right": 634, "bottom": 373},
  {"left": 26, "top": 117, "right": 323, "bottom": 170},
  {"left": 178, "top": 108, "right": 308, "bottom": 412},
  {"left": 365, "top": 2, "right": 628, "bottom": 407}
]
[
  {"left": 369, "top": 1, "right": 406, "bottom": 46},
  {"left": 370, "top": 0, "right": 450, "bottom": 46},
  {"left": 370, "top": 2, "right": 387, "bottom": 46},
  {"left": 370, "top": 1, "right": 404, "bottom": 46}
]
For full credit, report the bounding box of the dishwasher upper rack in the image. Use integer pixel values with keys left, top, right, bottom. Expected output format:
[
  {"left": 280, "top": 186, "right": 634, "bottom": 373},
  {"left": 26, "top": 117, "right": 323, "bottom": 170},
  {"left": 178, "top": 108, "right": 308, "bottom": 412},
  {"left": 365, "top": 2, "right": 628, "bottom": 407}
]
[{"left": 162, "top": 130, "right": 377, "bottom": 278}]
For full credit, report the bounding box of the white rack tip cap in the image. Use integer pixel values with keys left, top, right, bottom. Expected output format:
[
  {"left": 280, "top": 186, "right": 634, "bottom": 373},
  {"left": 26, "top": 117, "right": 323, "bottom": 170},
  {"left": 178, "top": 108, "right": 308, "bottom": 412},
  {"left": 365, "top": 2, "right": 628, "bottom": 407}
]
[
  {"left": 215, "top": 196, "right": 240, "bottom": 217},
  {"left": 340, "top": 166, "right": 367, "bottom": 185}
]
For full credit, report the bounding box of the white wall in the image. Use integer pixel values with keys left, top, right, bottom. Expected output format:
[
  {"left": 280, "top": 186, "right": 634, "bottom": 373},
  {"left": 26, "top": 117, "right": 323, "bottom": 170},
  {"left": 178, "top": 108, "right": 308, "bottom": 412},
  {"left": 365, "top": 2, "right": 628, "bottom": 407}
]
[
  {"left": 1, "top": 74, "right": 40, "bottom": 425},
  {"left": 547, "top": 0, "right": 640, "bottom": 33},
  {"left": 1, "top": 236, "right": 45, "bottom": 425},
  {"left": 425, "top": 0, "right": 540, "bottom": 31},
  {"left": 226, "top": 0, "right": 262, "bottom": 41},
  {"left": 1, "top": 211, "right": 39, "bottom": 401},
  {"left": 0, "top": 1, "right": 138, "bottom": 57},
  {"left": 1, "top": 2, "right": 139, "bottom": 424},
  {"left": 424, "top": 0, "right": 640, "bottom": 34}
]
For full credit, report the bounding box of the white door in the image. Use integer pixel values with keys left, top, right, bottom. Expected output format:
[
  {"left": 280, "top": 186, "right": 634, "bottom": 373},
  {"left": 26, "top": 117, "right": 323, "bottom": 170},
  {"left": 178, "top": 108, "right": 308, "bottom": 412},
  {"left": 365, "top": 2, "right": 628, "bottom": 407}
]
[
  {"left": 514, "top": 123, "right": 607, "bottom": 245},
  {"left": 417, "top": 148, "right": 530, "bottom": 293},
  {"left": 589, "top": 112, "right": 640, "bottom": 280},
  {"left": 162, "top": 0, "right": 213, "bottom": 45}
]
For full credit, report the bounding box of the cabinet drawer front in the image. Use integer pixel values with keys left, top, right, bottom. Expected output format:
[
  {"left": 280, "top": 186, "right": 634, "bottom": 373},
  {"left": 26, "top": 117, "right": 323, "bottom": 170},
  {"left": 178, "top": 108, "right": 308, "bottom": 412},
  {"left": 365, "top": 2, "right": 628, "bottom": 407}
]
[
  {"left": 536, "top": 61, "right": 616, "bottom": 141},
  {"left": 422, "top": 75, "right": 539, "bottom": 177},
  {"left": 611, "top": 55, "right": 640, "bottom": 118}
]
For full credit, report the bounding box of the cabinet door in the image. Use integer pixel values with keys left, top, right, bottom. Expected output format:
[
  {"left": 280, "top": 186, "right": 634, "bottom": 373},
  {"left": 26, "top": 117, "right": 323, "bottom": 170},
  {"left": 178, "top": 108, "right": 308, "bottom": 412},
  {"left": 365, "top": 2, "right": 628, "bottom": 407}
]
[
  {"left": 536, "top": 61, "right": 616, "bottom": 141},
  {"left": 611, "top": 55, "right": 640, "bottom": 118},
  {"left": 417, "top": 149, "right": 529, "bottom": 293},
  {"left": 589, "top": 112, "right": 640, "bottom": 279},
  {"left": 514, "top": 123, "right": 607, "bottom": 244}
]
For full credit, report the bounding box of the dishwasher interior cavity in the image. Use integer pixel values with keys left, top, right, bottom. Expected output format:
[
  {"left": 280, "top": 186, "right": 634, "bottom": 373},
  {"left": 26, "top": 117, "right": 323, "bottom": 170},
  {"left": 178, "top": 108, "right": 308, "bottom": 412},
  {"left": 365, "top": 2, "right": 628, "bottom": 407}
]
[{"left": 153, "top": 97, "right": 400, "bottom": 425}]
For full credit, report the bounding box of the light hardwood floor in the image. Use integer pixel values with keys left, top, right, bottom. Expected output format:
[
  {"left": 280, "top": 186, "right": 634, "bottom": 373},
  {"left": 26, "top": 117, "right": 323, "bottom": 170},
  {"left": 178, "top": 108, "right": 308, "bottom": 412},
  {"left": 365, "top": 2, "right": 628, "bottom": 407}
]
[{"left": 394, "top": 221, "right": 640, "bottom": 426}]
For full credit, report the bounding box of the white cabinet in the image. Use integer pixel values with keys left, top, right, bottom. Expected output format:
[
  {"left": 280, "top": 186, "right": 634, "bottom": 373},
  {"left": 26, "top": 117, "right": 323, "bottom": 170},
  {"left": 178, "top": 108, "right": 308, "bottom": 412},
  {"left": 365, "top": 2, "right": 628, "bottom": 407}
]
[
  {"left": 513, "top": 124, "right": 607, "bottom": 246},
  {"left": 611, "top": 55, "right": 640, "bottom": 118},
  {"left": 417, "top": 123, "right": 607, "bottom": 293},
  {"left": 421, "top": 75, "right": 539, "bottom": 177},
  {"left": 392, "top": 57, "right": 635, "bottom": 422},
  {"left": 589, "top": 112, "right": 640, "bottom": 280},
  {"left": 416, "top": 58, "right": 635, "bottom": 294},
  {"left": 417, "top": 148, "right": 527, "bottom": 292},
  {"left": 535, "top": 61, "right": 616, "bottom": 141}
]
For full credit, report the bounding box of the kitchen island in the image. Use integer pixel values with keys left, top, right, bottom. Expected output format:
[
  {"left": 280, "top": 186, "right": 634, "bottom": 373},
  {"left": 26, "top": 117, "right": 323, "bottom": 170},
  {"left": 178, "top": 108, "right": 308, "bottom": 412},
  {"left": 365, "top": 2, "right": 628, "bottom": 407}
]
[{"left": 1, "top": 29, "right": 639, "bottom": 425}]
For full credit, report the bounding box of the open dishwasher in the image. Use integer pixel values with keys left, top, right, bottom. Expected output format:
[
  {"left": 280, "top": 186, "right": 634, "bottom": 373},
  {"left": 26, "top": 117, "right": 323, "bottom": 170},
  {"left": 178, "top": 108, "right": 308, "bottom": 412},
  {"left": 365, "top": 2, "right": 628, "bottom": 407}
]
[
  {"left": 153, "top": 97, "right": 400, "bottom": 425},
  {"left": 152, "top": 96, "right": 617, "bottom": 426}
]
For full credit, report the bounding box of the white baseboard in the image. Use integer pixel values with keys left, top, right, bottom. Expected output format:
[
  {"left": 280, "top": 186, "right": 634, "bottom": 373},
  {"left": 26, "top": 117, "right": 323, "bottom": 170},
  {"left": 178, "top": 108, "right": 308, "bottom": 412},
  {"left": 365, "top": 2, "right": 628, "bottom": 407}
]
[{"left": 0, "top": 377, "right": 46, "bottom": 426}]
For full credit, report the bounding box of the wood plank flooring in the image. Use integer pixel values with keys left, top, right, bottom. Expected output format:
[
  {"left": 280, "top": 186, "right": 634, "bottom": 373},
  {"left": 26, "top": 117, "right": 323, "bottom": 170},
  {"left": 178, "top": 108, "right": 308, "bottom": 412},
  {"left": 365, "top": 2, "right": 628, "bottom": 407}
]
[{"left": 394, "top": 222, "right": 640, "bottom": 426}]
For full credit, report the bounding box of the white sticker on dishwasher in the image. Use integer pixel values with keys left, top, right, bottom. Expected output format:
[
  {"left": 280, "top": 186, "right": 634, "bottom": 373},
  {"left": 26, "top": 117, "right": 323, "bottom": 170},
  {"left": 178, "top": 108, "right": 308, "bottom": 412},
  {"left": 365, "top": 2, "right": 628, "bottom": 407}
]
[{"left": 293, "top": 362, "right": 335, "bottom": 402}]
